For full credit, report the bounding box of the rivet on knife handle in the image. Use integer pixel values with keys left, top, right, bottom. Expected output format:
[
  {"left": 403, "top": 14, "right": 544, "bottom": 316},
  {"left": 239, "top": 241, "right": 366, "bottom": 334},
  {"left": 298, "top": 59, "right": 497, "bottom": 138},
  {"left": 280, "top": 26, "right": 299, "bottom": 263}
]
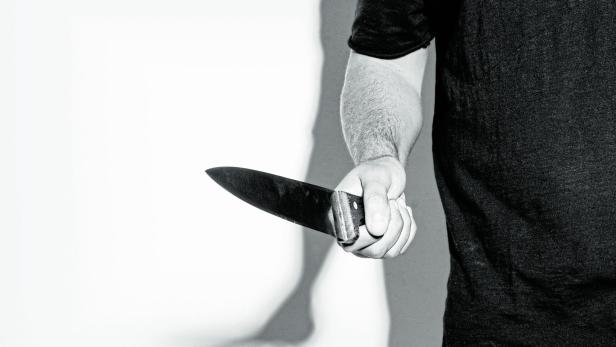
[{"left": 331, "top": 191, "right": 365, "bottom": 246}]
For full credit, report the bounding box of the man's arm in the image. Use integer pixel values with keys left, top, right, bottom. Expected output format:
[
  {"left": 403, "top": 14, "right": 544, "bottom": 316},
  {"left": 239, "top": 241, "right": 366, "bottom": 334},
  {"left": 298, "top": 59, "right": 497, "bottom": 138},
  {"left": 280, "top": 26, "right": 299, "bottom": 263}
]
[
  {"left": 303, "top": 47, "right": 430, "bottom": 347},
  {"left": 337, "top": 47, "right": 428, "bottom": 258}
]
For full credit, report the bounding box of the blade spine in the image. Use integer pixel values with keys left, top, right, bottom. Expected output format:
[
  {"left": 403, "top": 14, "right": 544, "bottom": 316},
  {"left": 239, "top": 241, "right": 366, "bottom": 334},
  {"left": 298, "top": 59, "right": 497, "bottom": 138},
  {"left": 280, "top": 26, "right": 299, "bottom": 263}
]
[
  {"left": 208, "top": 166, "right": 335, "bottom": 195},
  {"left": 207, "top": 166, "right": 336, "bottom": 236}
]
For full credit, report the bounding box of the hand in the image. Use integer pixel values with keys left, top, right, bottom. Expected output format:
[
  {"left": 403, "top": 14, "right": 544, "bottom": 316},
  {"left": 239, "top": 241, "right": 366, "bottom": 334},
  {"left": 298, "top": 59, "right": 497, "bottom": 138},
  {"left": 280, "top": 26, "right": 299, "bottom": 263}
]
[{"left": 332, "top": 156, "right": 417, "bottom": 258}]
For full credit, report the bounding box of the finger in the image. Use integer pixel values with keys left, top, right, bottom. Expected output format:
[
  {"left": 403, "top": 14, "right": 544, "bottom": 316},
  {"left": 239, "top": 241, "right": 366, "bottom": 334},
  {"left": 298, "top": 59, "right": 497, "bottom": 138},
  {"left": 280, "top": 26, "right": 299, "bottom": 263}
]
[
  {"left": 361, "top": 179, "right": 390, "bottom": 238},
  {"left": 342, "top": 225, "right": 378, "bottom": 253},
  {"left": 401, "top": 206, "right": 417, "bottom": 254},
  {"left": 355, "top": 200, "right": 403, "bottom": 258},
  {"left": 384, "top": 198, "right": 411, "bottom": 258}
]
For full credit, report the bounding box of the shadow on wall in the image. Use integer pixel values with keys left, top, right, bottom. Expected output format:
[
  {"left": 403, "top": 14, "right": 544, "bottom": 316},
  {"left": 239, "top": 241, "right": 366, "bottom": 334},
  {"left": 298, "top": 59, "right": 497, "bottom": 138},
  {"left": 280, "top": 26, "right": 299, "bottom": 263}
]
[{"left": 227, "top": 0, "right": 449, "bottom": 345}]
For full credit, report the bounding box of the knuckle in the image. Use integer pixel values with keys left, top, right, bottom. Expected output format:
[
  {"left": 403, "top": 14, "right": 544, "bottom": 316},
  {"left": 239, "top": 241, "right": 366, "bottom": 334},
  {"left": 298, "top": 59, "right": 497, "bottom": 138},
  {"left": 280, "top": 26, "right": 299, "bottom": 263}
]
[
  {"left": 358, "top": 251, "right": 376, "bottom": 259},
  {"left": 373, "top": 246, "right": 388, "bottom": 258},
  {"left": 362, "top": 248, "right": 377, "bottom": 258},
  {"left": 386, "top": 240, "right": 399, "bottom": 252},
  {"left": 365, "top": 252, "right": 382, "bottom": 259},
  {"left": 361, "top": 247, "right": 383, "bottom": 259},
  {"left": 389, "top": 214, "right": 403, "bottom": 231},
  {"left": 353, "top": 252, "right": 367, "bottom": 259}
]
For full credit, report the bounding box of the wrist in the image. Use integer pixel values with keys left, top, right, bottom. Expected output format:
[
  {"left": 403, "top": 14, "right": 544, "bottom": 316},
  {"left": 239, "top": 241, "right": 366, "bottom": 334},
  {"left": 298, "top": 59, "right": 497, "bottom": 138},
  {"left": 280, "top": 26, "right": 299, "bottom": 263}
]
[
  {"left": 360, "top": 154, "right": 404, "bottom": 170},
  {"left": 359, "top": 154, "right": 398, "bottom": 165},
  {"left": 357, "top": 156, "right": 407, "bottom": 190}
]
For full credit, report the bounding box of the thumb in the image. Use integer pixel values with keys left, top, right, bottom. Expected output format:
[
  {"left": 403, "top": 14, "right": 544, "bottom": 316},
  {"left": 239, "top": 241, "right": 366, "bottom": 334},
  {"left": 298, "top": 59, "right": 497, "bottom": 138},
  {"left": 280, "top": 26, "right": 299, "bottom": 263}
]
[{"left": 361, "top": 178, "right": 390, "bottom": 238}]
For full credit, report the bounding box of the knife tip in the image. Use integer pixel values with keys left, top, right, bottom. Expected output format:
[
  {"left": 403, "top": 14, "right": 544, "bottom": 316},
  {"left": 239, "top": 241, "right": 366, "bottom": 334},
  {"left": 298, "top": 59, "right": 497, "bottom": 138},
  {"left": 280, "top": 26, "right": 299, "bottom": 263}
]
[
  {"left": 205, "top": 167, "right": 216, "bottom": 177},
  {"left": 205, "top": 166, "right": 244, "bottom": 182},
  {"left": 205, "top": 167, "right": 228, "bottom": 181}
]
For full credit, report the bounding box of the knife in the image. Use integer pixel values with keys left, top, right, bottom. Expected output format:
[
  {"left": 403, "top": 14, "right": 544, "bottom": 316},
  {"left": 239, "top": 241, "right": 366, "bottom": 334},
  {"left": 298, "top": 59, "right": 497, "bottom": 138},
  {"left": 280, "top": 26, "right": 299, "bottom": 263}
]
[{"left": 206, "top": 166, "right": 365, "bottom": 246}]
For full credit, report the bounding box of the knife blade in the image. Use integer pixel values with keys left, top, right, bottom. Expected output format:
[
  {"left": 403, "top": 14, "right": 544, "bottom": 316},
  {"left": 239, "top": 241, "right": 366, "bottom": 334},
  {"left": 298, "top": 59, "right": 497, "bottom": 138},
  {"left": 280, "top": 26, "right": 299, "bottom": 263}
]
[{"left": 205, "top": 166, "right": 365, "bottom": 246}]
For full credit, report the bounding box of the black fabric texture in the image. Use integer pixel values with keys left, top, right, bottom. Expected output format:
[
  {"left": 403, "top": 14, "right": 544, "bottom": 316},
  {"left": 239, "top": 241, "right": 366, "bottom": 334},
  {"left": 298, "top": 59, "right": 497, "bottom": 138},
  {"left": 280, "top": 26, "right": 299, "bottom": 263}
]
[
  {"left": 349, "top": 0, "right": 616, "bottom": 345},
  {"left": 348, "top": 0, "right": 434, "bottom": 59}
]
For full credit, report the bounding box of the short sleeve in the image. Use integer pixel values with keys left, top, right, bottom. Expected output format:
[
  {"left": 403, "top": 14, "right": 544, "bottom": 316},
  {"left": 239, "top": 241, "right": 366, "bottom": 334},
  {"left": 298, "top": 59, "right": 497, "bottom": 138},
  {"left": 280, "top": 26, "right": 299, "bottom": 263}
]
[{"left": 348, "top": 0, "right": 434, "bottom": 59}]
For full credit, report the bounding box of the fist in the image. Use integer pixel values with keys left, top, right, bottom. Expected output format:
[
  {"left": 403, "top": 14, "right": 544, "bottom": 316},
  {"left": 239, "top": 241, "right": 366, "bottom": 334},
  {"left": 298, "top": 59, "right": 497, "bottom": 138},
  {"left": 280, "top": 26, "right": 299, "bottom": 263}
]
[{"left": 332, "top": 156, "right": 417, "bottom": 258}]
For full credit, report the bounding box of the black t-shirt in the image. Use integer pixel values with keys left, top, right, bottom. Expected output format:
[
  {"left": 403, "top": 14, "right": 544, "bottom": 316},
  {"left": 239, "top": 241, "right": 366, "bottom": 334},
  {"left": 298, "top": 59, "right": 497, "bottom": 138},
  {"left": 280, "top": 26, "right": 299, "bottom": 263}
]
[{"left": 349, "top": 1, "right": 616, "bottom": 345}]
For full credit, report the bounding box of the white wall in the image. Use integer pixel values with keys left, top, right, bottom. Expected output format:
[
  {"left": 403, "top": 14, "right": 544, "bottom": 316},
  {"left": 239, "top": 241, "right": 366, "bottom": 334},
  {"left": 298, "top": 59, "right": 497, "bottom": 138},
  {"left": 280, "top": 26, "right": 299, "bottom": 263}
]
[{"left": 7, "top": 1, "right": 324, "bottom": 346}]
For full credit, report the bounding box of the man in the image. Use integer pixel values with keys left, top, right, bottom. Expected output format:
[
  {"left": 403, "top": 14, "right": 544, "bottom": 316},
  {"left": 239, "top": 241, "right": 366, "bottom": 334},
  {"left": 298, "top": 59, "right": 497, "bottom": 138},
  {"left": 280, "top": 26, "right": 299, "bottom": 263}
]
[{"left": 314, "top": 0, "right": 616, "bottom": 346}]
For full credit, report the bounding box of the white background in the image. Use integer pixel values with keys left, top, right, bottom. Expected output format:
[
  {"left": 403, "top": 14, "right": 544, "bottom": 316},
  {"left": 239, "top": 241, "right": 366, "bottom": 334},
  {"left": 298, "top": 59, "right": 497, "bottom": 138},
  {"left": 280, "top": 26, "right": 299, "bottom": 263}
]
[{"left": 5, "top": 0, "right": 323, "bottom": 345}]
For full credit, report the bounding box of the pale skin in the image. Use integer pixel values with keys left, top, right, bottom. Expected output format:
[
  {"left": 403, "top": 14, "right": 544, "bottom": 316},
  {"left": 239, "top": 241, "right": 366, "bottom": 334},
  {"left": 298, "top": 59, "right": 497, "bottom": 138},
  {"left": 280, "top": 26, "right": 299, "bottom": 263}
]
[
  {"left": 227, "top": 45, "right": 430, "bottom": 347},
  {"left": 301, "top": 45, "right": 430, "bottom": 346},
  {"left": 336, "top": 46, "right": 428, "bottom": 259}
]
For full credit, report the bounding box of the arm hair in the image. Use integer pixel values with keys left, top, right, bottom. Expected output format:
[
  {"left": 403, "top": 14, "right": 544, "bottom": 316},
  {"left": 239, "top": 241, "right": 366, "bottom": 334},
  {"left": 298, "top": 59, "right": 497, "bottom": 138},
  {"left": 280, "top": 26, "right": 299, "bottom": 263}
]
[{"left": 340, "top": 49, "right": 429, "bottom": 166}]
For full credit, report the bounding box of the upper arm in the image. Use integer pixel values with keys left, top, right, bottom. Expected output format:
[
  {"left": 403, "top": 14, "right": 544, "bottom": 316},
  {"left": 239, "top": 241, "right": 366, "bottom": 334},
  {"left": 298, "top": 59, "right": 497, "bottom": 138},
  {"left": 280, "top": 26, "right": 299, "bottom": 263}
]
[
  {"left": 347, "top": 47, "right": 430, "bottom": 98},
  {"left": 346, "top": 0, "right": 434, "bottom": 95}
]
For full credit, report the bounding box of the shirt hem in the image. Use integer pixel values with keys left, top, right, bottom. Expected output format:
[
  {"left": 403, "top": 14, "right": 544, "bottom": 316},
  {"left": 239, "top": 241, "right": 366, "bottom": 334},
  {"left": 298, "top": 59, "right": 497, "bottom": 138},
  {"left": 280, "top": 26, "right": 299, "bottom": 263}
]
[{"left": 347, "top": 35, "right": 434, "bottom": 60}]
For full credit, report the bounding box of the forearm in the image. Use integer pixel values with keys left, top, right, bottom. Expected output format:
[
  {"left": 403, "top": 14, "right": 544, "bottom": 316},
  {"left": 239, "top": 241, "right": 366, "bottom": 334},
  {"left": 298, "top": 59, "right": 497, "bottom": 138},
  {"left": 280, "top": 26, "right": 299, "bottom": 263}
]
[{"left": 340, "top": 51, "right": 427, "bottom": 167}]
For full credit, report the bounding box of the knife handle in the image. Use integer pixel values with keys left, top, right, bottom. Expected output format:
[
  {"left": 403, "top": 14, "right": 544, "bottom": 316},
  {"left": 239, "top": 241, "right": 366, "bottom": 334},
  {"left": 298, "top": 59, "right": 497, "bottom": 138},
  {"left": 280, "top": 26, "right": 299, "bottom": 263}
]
[{"left": 331, "top": 191, "right": 365, "bottom": 246}]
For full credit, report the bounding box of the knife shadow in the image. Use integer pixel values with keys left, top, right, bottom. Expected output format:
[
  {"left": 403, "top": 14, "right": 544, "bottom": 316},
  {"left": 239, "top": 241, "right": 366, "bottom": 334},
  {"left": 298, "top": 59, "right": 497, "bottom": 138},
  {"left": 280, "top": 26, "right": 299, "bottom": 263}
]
[{"left": 221, "top": 0, "right": 448, "bottom": 345}]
